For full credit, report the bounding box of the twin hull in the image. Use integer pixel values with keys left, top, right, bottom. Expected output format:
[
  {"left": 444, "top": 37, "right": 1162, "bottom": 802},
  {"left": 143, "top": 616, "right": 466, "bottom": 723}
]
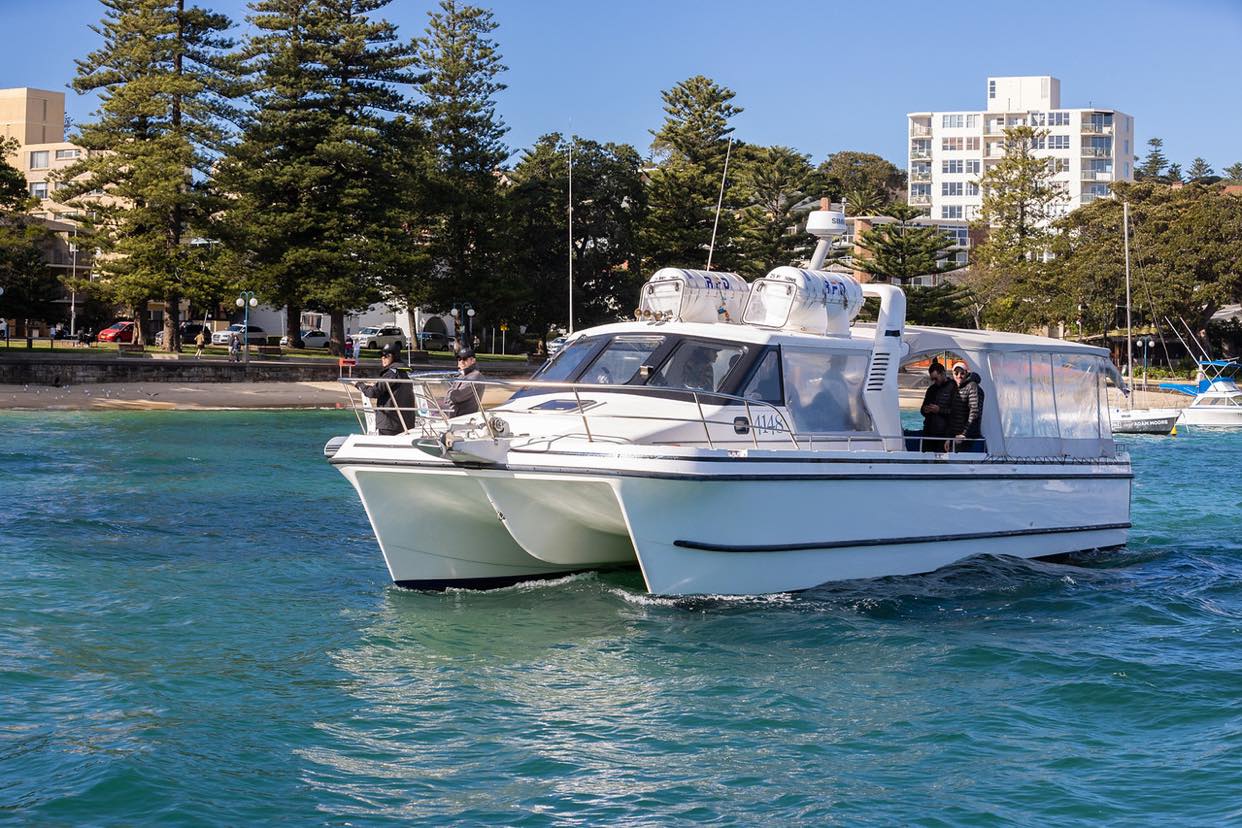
[{"left": 334, "top": 445, "right": 1131, "bottom": 596}]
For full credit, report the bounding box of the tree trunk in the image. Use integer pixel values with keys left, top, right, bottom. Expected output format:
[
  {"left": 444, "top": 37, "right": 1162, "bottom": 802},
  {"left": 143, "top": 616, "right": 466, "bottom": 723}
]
[
  {"left": 285, "top": 304, "right": 302, "bottom": 348},
  {"left": 164, "top": 291, "right": 182, "bottom": 352},
  {"left": 329, "top": 310, "right": 346, "bottom": 355}
]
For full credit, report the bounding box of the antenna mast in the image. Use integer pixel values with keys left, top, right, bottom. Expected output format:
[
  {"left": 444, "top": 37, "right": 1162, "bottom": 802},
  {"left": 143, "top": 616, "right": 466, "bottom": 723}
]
[{"left": 706, "top": 135, "right": 734, "bottom": 271}]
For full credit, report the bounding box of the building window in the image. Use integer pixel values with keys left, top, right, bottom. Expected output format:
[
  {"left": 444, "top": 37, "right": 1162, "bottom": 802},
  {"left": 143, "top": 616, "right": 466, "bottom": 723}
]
[
  {"left": 942, "top": 160, "right": 963, "bottom": 174},
  {"left": 942, "top": 114, "right": 964, "bottom": 129},
  {"left": 965, "top": 205, "right": 979, "bottom": 220},
  {"left": 942, "top": 182, "right": 963, "bottom": 196},
  {"left": 965, "top": 137, "right": 980, "bottom": 151},
  {"left": 966, "top": 114, "right": 978, "bottom": 128},
  {"left": 29, "top": 181, "right": 48, "bottom": 199},
  {"left": 942, "top": 137, "right": 964, "bottom": 151},
  {"left": 1048, "top": 157, "right": 1070, "bottom": 173},
  {"left": 942, "top": 205, "right": 963, "bottom": 219},
  {"left": 29, "top": 151, "right": 49, "bottom": 169},
  {"left": 1029, "top": 136, "right": 1046, "bottom": 150},
  {"left": 966, "top": 160, "right": 981, "bottom": 174},
  {"left": 988, "top": 80, "right": 996, "bottom": 99},
  {"left": 911, "top": 183, "right": 931, "bottom": 198},
  {"left": 55, "top": 148, "right": 80, "bottom": 160},
  {"left": 1030, "top": 112, "right": 1046, "bottom": 126},
  {"left": 1123, "top": 139, "right": 1130, "bottom": 155},
  {"left": 1048, "top": 135, "right": 1070, "bottom": 150},
  {"left": 965, "top": 182, "right": 979, "bottom": 196},
  {"left": 943, "top": 226, "right": 969, "bottom": 246},
  {"left": 1048, "top": 111, "right": 1070, "bottom": 126}
]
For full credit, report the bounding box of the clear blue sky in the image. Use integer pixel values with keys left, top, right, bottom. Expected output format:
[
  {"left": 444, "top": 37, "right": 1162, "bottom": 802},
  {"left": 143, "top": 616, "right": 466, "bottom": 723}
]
[{"left": 3, "top": 0, "right": 1240, "bottom": 171}]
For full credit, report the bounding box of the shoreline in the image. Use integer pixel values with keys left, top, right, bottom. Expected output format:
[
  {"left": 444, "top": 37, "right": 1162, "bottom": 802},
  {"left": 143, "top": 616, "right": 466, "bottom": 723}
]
[{"left": 0, "top": 381, "right": 354, "bottom": 411}]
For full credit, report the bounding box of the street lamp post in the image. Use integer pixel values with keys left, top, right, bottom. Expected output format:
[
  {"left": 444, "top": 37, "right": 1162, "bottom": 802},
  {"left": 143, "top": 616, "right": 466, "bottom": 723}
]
[
  {"left": 449, "top": 303, "right": 475, "bottom": 351},
  {"left": 235, "top": 291, "right": 258, "bottom": 365},
  {"left": 1142, "top": 337, "right": 1155, "bottom": 392}
]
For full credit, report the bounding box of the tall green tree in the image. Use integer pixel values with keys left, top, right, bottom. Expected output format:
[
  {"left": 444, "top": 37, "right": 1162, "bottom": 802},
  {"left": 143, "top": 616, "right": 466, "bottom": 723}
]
[
  {"left": 502, "top": 133, "right": 646, "bottom": 336},
  {"left": 1136, "top": 137, "right": 1168, "bottom": 181},
  {"left": 642, "top": 75, "right": 742, "bottom": 272},
  {"left": 816, "top": 151, "right": 905, "bottom": 202},
  {"left": 219, "top": 0, "right": 424, "bottom": 350},
  {"left": 841, "top": 186, "right": 885, "bottom": 217},
  {"left": 853, "top": 203, "right": 959, "bottom": 285},
  {"left": 734, "top": 145, "right": 816, "bottom": 275},
  {"left": 965, "top": 125, "right": 1064, "bottom": 329},
  {"left": 1186, "top": 157, "right": 1215, "bottom": 181},
  {"left": 0, "top": 138, "right": 61, "bottom": 327},
  {"left": 1166, "top": 162, "right": 1183, "bottom": 183},
  {"left": 1224, "top": 162, "right": 1242, "bottom": 181},
  {"left": 59, "top": 0, "right": 237, "bottom": 349},
  {"left": 418, "top": 0, "right": 508, "bottom": 319}
]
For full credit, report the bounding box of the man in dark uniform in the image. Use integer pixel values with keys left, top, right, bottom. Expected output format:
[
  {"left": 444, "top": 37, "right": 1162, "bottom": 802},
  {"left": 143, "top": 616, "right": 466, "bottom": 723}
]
[
  {"left": 361, "top": 341, "right": 416, "bottom": 435},
  {"left": 446, "top": 347, "right": 483, "bottom": 418}
]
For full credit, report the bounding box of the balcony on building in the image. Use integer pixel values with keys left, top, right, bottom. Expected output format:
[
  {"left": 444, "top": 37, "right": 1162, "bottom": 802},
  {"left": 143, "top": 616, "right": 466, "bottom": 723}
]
[
  {"left": 1081, "top": 114, "right": 1114, "bottom": 135},
  {"left": 909, "top": 194, "right": 931, "bottom": 206}
]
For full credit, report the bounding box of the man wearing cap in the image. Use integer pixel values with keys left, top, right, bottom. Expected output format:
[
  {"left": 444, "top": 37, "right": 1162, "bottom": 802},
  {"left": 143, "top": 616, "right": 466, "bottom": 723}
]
[
  {"left": 361, "top": 341, "right": 416, "bottom": 435},
  {"left": 446, "top": 348, "right": 484, "bottom": 418},
  {"left": 953, "top": 362, "right": 985, "bottom": 451}
]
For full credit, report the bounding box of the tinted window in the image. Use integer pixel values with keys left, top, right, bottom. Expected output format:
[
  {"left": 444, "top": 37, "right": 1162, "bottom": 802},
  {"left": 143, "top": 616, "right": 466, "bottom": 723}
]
[
  {"left": 581, "top": 335, "right": 666, "bottom": 384},
  {"left": 782, "top": 349, "right": 873, "bottom": 433},
  {"left": 536, "top": 338, "right": 598, "bottom": 382},
  {"left": 649, "top": 341, "right": 746, "bottom": 392},
  {"left": 741, "top": 350, "right": 783, "bottom": 404}
]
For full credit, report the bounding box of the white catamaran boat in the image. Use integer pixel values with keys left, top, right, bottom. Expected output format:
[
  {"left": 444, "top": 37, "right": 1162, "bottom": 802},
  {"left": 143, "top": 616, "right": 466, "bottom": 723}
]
[
  {"left": 326, "top": 210, "right": 1132, "bottom": 596},
  {"left": 1162, "top": 360, "right": 1242, "bottom": 427}
]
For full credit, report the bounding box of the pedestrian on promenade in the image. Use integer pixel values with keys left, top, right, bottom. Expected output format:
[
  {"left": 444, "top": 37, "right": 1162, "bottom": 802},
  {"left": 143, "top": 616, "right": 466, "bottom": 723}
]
[
  {"left": 194, "top": 330, "right": 207, "bottom": 359},
  {"left": 229, "top": 333, "right": 241, "bottom": 363}
]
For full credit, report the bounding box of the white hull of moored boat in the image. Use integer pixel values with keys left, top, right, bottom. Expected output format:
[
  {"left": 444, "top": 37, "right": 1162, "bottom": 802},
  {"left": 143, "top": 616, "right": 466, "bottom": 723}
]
[{"left": 1177, "top": 407, "right": 1242, "bottom": 427}]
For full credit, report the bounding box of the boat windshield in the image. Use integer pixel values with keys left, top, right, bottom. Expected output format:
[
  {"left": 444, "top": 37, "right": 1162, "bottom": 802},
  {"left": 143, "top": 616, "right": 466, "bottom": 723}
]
[
  {"left": 580, "top": 335, "right": 666, "bottom": 384},
  {"left": 537, "top": 337, "right": 597, "bottom": 382}
]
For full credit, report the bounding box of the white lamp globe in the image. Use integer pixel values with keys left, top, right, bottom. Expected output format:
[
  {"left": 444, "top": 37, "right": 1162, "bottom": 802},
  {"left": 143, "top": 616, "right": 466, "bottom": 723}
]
[
  {"left": 235, "top": 297, "right": 244, "bottom": 308},
  {"left": 450, "top": 308, "right": 459, "bottom": 318},
  {"left": 249, "top": 297, "right": 258, "bottom": 308},
  {"left": 466, "top": 308, "right": 475, "bottom": 318}
]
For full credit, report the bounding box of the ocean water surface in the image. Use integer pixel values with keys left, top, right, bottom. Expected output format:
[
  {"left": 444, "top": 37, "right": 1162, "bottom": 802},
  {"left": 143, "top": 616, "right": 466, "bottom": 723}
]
[{"left": 1, "top": 410, "right": 1240, "bottom": 825}]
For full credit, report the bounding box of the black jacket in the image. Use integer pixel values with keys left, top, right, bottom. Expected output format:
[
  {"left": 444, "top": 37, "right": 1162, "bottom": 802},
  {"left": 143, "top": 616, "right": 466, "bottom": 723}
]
[
  {"left": 921, "top": 378, "right": 965, "bottom": 438},
  {"left": 362, "top": 365, "right": 416, "bottom": 435},
  {"left": 447, "top": 367, "right": 483, "bottom": 418},
  {"left": 957, "top": 372, "right": 984, "bottom": 438}
]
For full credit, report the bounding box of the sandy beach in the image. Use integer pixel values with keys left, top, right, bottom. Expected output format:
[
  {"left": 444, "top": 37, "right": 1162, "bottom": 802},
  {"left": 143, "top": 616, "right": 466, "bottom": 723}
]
[{"left": 0, "top": 381, "right": 354, "bottom": 410}]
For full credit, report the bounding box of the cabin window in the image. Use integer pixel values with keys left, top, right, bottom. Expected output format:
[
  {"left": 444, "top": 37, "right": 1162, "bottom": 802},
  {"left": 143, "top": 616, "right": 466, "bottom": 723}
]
[
  {"left": 989, "top": 352, "right": 1113, "bottom": 450},
  {"left": 581, "top": 335, "right": 665, "bottom": 385},
  {"left": 536, "top": 338, "right": 598, "bottom": 382},
  {"left": 781, "top": 349, "right": 873, "bottom": 433},
  {"left": 648, "top": 341, "right": 746, "bottom": 393},
  {"left": 741, "top": 350, "right": 783, "bottom": 404}
]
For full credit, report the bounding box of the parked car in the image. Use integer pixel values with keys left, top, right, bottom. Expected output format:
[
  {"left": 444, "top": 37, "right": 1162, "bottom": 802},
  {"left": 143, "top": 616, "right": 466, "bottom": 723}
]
[
  {"left": 281, "top": 329, "right": 330, "bottom": 348},
  {"left": 155, "top": 322, "right": 212, "bottom": 347},
  {"left": 211, "top": 324, "right": 269, "bottom": 345},
  {"left": 414, "top": 331, "right": 451, "bottom": 351},
  {"left": 354, "top": 326, "right": 407, "bottom": 350},
  {"left": 98, "top": 321, "right": 138, "bottom": 344}
]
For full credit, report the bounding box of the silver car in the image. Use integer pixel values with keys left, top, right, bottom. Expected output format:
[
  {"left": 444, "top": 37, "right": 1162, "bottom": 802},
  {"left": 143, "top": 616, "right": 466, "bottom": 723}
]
[{"left": 212, "top": 324, "right": 268, "bottom": 345}]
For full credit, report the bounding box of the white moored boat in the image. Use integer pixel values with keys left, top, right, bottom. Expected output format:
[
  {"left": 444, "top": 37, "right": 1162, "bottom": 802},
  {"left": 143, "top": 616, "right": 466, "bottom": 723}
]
[
  {"left": 1163, "top": 360, "right": 1242, "bottom": 427},
  {"left": 326, "top": 210, "right": 1132, "bottom": 596}
]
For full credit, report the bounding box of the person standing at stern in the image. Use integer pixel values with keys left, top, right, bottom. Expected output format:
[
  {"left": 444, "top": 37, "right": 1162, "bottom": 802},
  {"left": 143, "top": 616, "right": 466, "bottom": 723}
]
[{"left": 920, "top": 361, "right": 964, "bottom": 452}]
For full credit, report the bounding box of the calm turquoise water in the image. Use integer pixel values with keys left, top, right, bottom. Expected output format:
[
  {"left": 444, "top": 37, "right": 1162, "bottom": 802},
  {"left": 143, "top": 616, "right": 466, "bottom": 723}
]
[{"left": 2, "top": 411, "right": 1240, "bottom": 826}]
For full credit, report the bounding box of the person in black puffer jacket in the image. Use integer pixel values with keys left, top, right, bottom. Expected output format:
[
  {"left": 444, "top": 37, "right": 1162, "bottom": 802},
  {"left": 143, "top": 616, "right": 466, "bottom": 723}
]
[
  {"left": 952, "top": 362, "right": 985, "bottom": 451},
  {"left": 920, "top": 361, "right": 964, "bottom": 452}
]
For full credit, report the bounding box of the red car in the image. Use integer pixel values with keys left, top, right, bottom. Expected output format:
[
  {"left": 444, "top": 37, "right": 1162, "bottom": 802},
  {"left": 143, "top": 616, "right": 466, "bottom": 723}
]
[{"left": 97, "top": 321, "right": 138, "bottom": 343}]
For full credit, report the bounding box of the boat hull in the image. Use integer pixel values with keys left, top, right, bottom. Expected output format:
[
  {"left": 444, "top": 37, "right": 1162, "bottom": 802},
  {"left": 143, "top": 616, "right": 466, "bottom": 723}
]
[
  {"left": 607, "top": 466, "right": 1130, "bottom": 595},
  {"left": 1177, "top": 408, "right": 1242, "bottom": 427},
  {"left": 1110, "top": 407, "right": 1181, "bottom": 435},
  {"left": 337, "top": 463, "right": 587, "bottom": 589}
]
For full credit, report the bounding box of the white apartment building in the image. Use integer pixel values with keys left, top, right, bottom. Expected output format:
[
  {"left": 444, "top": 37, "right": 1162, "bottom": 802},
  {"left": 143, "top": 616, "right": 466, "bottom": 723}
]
[{"left": 908, "top": 76, "right": 1135, "bottom": 222}]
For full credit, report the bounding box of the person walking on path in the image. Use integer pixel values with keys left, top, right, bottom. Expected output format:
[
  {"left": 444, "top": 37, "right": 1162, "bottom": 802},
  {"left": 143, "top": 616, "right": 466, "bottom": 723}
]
[
  {"left": 194, "top": 329, "right": 207, "bottom": 359},
  {"left": 361, "top": 342, "right": 417, "bottom": 435},
  {"left": 920, "top": 361, "right": 964, "bottom": 452},
  {"left": 228, "top": 332, "right": 241, "bottom": 363},
  {"left": 445, "top": 348, "right": 484, "bottom": 418}
]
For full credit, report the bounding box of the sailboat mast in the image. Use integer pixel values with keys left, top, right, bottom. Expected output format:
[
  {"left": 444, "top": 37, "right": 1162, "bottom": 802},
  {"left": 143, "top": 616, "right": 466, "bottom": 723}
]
[
  {"left": 568, "top": 134, "right": 574, "bottom": 335},
  {"left": 1123, "top": 200, "right": 1133, "bottom": 406}
]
